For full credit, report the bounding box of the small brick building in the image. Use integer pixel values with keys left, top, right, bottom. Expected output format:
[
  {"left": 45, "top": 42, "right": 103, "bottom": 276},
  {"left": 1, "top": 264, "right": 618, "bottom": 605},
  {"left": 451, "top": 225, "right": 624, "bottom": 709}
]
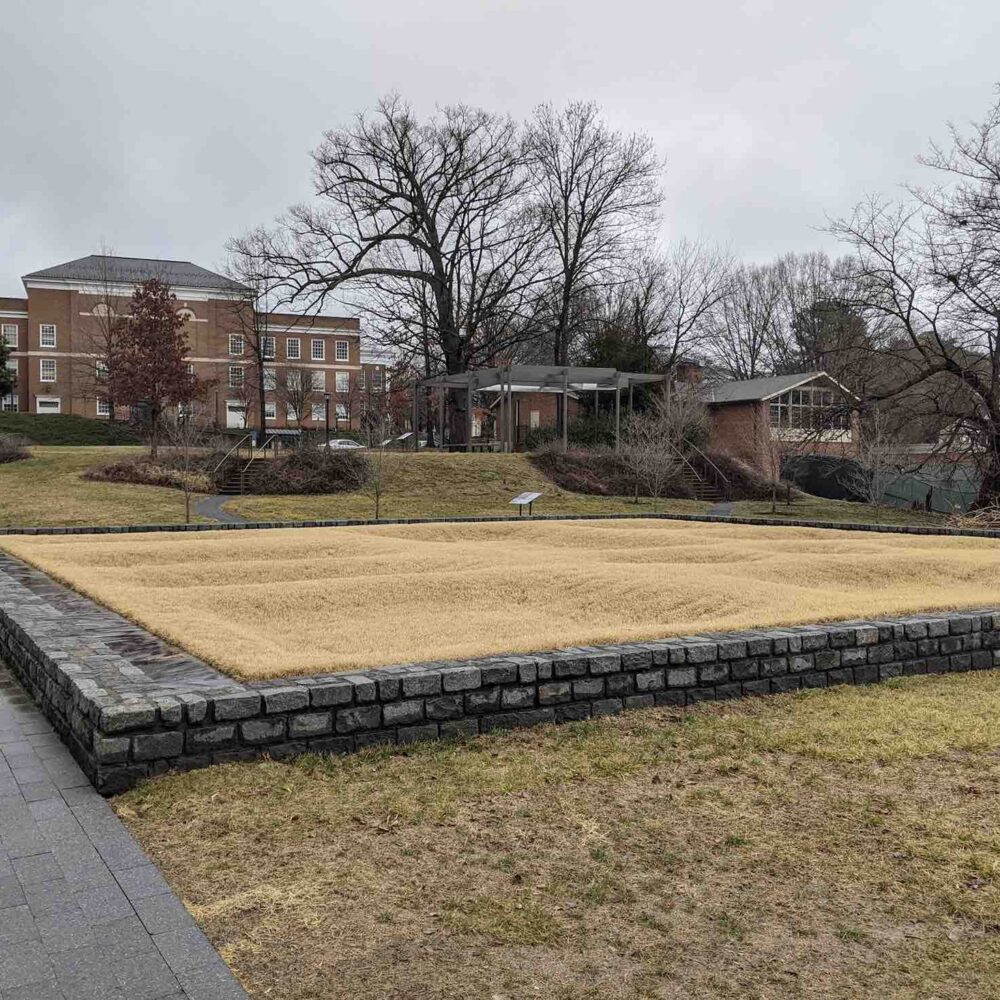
[{"left": 703, "top": 371, "right": 858, "bottom": 477}]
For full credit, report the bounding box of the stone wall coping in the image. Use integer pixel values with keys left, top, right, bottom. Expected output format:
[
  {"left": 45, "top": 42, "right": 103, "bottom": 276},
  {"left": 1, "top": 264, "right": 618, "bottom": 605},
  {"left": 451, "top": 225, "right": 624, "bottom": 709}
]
[
  {"left": 0, "top": 509, "right": 998, "bottom": 539},
  {"left": 1, "top": 550, "right": 998, "bottom": 793}
]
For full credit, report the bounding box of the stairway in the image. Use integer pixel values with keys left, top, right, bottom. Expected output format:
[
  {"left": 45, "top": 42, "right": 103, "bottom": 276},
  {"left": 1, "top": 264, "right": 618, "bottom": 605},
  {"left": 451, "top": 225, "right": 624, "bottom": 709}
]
[
  {"left": 680, "top": 465, "right": 724, "bottom": 503},
  {"left": 217, "top": 457, "right": 269, "bottom": 495}
]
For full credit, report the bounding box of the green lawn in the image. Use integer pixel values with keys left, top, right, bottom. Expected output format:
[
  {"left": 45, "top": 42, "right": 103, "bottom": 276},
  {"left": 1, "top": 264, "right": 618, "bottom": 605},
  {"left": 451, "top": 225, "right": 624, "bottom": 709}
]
[
  {"left": 0, "top": 447, "right": 209, "bottom": 527},
  {"left": 117, "top": 671, "right": 1000, "bottom": 999},
  {"left": 0, "top": 412, "right": 142, "bottom": 445},
  {"left": 732, "top": 493, "right": 950, "bottom": 526}
]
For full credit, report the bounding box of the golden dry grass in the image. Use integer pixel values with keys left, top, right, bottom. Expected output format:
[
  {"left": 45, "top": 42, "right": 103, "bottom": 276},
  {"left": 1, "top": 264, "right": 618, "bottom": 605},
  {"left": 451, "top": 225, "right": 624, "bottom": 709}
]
[
  {"left": 4, "top": 520, "right": 1000, "bottom": 679},
  {"left": 116, "top": 672, "right": 1000, "bottom": 1000}
]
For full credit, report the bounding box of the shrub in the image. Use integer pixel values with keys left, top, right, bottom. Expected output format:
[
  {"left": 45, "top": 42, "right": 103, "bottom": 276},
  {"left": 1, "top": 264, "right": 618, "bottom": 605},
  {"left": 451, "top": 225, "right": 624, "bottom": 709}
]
[
  {"left": 0, "top": 434, "right": 30, "bottom": 464},
  {"left": 523, "top": 413, "right": 618, "bottom": 452},
  {"left": 0, "top": 413, "right": 142, "bottom": 445},
  {"left": 241, "top": 447, "right": 370, "bottom": 495},
  {"left": 693, "top": 452, "right": 781, "bottom": 501},
  {"left": 530, "top": 443, "right": 692, "bottom": 498},
  {"left": 84, "top": 454, "right": 214, "bottom": 493}
]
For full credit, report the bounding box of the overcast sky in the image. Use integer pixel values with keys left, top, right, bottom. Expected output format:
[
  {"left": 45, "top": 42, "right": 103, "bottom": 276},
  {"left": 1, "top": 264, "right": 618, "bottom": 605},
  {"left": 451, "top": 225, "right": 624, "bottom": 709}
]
[{"left": 1, "top": 0, "right": 998, "bottom": 297}]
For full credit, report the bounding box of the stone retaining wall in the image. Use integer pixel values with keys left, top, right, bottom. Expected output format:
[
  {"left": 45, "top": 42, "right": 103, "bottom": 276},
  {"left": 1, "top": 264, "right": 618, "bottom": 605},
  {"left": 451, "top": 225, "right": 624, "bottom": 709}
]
[{"left": 1, "top": 552, "right": 998, "bottom": 794}]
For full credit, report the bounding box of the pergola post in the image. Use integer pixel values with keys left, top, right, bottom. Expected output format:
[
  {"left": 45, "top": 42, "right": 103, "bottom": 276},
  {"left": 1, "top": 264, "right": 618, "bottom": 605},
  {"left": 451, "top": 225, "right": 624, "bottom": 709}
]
[
  {"left": 412, "top": 380, "right": 419, "bottom": 451},
  {"left": 615, "top": 378, "right": 621, "bottom": 452},
  {"left": 466, "top": 381, "right": 473, "bottom": 451},
  {"left": 561, "top": 370, "right": 569, "bottom": 453},
  {"left": 498, "top": 370, "right": 506, "bottom": 452},
  {"left": 506, "top": 372, "right": 514, "bottom": 452},
  {"left": 629, "top": 380, "right": 634, "bottom": 417},
  {"left": 439, "top": 387, "right": 446, "bottom": 450}
]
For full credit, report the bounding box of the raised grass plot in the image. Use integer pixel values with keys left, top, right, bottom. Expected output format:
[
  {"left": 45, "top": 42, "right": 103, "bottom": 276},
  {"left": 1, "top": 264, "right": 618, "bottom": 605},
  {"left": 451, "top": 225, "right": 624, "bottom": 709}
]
[{"left": 4, "top": 520, "right": 1000, "bottom": 679}]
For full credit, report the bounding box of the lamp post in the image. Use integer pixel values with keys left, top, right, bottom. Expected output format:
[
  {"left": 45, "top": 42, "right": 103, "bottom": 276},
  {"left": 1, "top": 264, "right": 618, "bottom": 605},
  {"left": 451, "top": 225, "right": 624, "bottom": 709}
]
[{"left": 324, "top": 392, "right": 331, "bottom": 443}]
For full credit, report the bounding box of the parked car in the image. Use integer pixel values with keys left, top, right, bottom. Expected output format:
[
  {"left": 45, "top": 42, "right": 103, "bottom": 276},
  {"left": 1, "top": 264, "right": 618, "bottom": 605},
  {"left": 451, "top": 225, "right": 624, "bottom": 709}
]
[{"left": 320, "top": 438, "right": 365, "bottom": 450}]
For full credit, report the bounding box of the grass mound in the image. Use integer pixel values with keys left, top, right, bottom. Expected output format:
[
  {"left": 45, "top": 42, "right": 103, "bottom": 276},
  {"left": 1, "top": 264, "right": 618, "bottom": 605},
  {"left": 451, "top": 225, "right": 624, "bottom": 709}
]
[
  {"left": 116, "top": 670, "right": 1000, "bottom": 1000},
  {"left": 4, "top": 519, "right": 1000, "bottom": 678},
  {"left": 84, "top": 454, "right": 214, "bottom": 493},
  {"left": 0, "top": 412, "right": 142, "bottom": 445}
]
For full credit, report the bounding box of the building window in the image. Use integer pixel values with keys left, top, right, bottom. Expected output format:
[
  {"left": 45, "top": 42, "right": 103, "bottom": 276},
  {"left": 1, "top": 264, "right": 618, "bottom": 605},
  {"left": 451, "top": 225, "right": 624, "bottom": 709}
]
[
  {"left": 1, "top": 361, "right": 16, "bottom": 411},
  {"left": 186, "top": 363, "right": 195, "bottom": 375},
  {"left": 39, "top": 324, "right": 57, "bottom": 348},
  {"left": 36, "top": 397, "right": 61, "bottom": 414},
  {"left": 335, "top": 371, "right": 350, "bottom": 393},
  {"left": 311, "top": 402, "right": 325, "bottom": 422},
  {"left": 335, "top": 403, "right": 347, "bottom": 420},
  {"left": 264, "top": 401, "right": 276, "bottom": 421},
  {"left": 2, "top": 324, "right": 17, "bottom": 348},
  {"left": 40, "top": 358, "right": 56, "bottom": 383},
  {"left": 370, "top": 367, "right": 383, "bottom": 389},
  {"left": 96, "top": 398, "right": 111, "bottom": 417},
  {"left": 177, "top": 308, "right": 196, "bottom": 323},
  {"left": 768, "top": 385, "right": 848, "bottom": 432},
  {"left": 263, "top": 367, "right": 277, "bottom": 391},
  {"left": 262, "top": 336, "right": 276, "bottom": 359},
  {"left": 311, "top": 370, "right": 325, "bottom": 391},
  {"left": 229, "top": 334, "right": 244, "bottom": 356},
  {"left": 228, "top": 365, "right": 244, "bottom": 388},
  {"left": 286, "top": 404, "right": 299, "bottom": 421},
  {"left": 286, "top": 338, "right": 300, "bottom": 360},
  {"left": 335, "top": 340, "right": 349, "bottom": 361},
  {"left": 311, "top": 339, "right": 325, "bottom": 361},
  {"left": 96, "top": 359, "right": 109, "bottom": 381}
]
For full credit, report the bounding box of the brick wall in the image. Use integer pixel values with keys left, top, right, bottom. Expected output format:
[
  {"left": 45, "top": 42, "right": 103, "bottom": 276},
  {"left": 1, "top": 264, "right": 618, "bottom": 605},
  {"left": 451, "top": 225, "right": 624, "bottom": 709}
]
[{"left": 1, "top": 552, "right": 996, "bottom": 795}]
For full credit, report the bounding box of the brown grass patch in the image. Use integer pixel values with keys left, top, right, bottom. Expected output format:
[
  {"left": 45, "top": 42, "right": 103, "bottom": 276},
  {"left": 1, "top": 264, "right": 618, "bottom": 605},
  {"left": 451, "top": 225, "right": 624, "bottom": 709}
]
[
  {"left": 4, "top": 519, "right": 1000, "bottom": 678},
  {"left": 116, "top": 672, "right": 1000, "bottom": 999}
]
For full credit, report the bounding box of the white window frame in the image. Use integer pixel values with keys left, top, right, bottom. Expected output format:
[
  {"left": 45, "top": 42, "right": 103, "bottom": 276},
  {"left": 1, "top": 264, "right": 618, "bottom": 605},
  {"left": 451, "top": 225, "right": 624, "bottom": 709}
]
[
  {"left": 35, "top": 396, "right": 61, "bottom": 414},
  {"left": 311, "top": 370, "right": 325, "bottom": 391},
  {"left": 311, "top": 339, "right": 325, "bottom": 361},
  {"left": 311, "top": 401, "right": 325, "bottom": 422},
  {"left": 39, "top": 358, "right": 57, "bottom": 383},
  {"left": 335, "top": 402, "right": 348, "bottom": 420},
  {"left": 186, "top": 363, "right": 195, "bottom": 375},
  {"left": 263, "top": 367, "right": 277, "bottom": 391},
  {"left": 1, "top": 361, "right": 17, "bottom": 411},
  {"left": 264, "top": 401, "right": 277, "bottom": 420},
  {"left": 335, "top": 371, "right": 350, "bottom": 393},
  {"left": 1, "top": 324, "right": 17, "bottom": 348},
  {"left": 229, "top": 334, "right": 244, "bottom": 356},
  {"left": 286, "top": 337, "right": 301, "bottom": 360},
  {"left": 286, "top": 404, "right": 299, "bottom": 422},
  {"left": 96, "top": 398, "right": 111, "bottom": 417},
  {"left": 39, "top": 324, "right": 57, "bottom": 348},
  {"left": 262, "top": 336, "right": 276, "bottom": 360},
  {"left": 370, "top": 368, "right": 384, "bottom": 389},
  {"left": 286, "top": 370, "right": 302, "bottom": 391},
  {"left": 334, "top": 340, "right": 349, "bottom": 361},
  {"left": 95, "top": 359, "right": 109, "bottom": 380},
  {"left": 228, "top": 365, "right": 244, "bottom": 388}
]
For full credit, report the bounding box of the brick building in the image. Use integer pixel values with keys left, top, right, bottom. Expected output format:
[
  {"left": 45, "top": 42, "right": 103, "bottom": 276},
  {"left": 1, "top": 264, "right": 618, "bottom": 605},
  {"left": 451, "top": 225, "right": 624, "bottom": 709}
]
[
  {"left": 703, "top": 371, "right": 858, "bottom": 476},
  {"left": 1, "top": 255, "right": 388, "bottom": 432}
]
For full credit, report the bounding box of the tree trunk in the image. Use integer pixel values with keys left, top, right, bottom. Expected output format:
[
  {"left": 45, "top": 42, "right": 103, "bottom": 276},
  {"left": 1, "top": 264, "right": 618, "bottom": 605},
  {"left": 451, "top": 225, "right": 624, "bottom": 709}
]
[
  {"left": 257, "top": 364, "right": 268, "bottom": 447},
  {"left": 974, "top": 445, "right": 1000, "bottom": 508},
  {"left": 149, "top": 405, "right": 160, "bottom": 460}
]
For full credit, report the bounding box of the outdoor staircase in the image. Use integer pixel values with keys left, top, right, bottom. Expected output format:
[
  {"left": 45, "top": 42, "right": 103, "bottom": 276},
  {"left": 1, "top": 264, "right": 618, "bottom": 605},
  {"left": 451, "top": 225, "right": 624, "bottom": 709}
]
[
  {"left": 217, "top": 457, "right": 269, "bottom": 496},
  {"left": 680, "top": 465, "right": 724, "bottom": 503}
]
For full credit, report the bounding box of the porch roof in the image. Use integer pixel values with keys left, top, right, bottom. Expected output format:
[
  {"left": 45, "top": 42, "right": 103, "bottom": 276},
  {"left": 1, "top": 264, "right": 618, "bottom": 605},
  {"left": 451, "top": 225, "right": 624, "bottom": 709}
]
[{"left": 420, "top": 365, "right": 665, "bottom": 393}]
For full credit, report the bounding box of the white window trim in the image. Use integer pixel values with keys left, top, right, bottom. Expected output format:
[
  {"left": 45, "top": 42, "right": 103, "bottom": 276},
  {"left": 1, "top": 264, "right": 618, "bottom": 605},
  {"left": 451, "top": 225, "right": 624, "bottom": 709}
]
[
  {"left": 39, "top": 324, "right": 57, "bottom": 348},
  {"left": 228, "top": 365, "right": 245, "bottom": 388},
  {"left": 96, "top": 398, "right": 111, "bottom": 417},
  {"left": 335, "top": 371, "right": 350, "bottom": 393},
  {"left": 286, "top": 337, "right": 301, "bottom": 360},
  {"left": 311, "top": 339, "right": 325, "bottom": 361},
  {"left": 1, "top": 324, "right": 17, "bottom": 348},
  {"left": 312, "top": 371, "right": 325, "bottom": 391},
  {"left": 334, "top": 340, "right": 349, "bottom": 361},
  {"left": 335, "top": 402, "right": 348, "bottom": 420},
  {"left": 228, "top": 334, "right": 244, "bottom": 356},
  {"left": 311, "top": 402, "right": 325, "bottom": 421},
  {"left": 35, "top": 396, "right": 61, "bottom": 414},
  {"left": 264, "top": 401, "right": 277, "bottom": 420},
  {"left": 263, "top": 367, "right": 277, "bottom": 391},
  {"left": 262, "top": 336, "right": 276, "bottom": 360},
  {"left": 39, "top": 358, "right": 57, "bottom": 383}
]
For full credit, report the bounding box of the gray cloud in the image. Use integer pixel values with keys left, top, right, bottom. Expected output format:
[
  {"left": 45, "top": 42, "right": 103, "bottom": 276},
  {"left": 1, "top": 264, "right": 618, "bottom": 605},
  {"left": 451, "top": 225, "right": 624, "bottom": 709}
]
[{"left": 2, "top": 0, "right": 997, "bottom": 293}]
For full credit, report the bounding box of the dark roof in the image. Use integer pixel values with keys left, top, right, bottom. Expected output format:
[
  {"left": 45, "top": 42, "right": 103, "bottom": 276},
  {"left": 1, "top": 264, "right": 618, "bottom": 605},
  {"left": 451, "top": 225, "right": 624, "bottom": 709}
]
[
  {"left": 23, "top": 255, "right": 246, "bottom": 293},
  {"left": 703, "top": 371, "right": 856, "bottom": 404}
]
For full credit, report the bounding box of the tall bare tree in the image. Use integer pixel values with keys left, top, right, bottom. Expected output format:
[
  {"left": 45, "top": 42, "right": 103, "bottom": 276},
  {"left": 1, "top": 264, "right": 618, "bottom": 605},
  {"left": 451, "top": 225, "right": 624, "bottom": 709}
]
[
  {"left": 708, "top": 263, "right": 784, "bottom": 379},
  {"left": 830, "top": 88, "right": 1000, "bottom": 507},
  {"left": 233, "top": 96, "right": 545, "bottom": 441},
  {"left": 525, "top": 101, "right": 663, "bottom": 365},
  {"left": 276, "top": 367, "right": 318, "bottom": 439}
]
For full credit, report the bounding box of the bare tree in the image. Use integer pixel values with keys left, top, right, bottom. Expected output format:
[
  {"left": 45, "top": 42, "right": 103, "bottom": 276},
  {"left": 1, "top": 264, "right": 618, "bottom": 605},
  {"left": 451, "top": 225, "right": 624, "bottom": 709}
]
[
  {"left": 276, "top": 367, "right": 318, "bottom": 440},
  {"left": 708, "top": 263, "right": 784, "bottom": 379},
  {"left": 830, "top": 88, "right": 1000, "bottom": 507},
  {"left": 161, "top": 409, "right": 215, "bottom": 524},
  {"left": 352, "top": 444, "right": 398, "bottom": 519},
  {"left": 233, "top": 96, "right": 545, "bottom": 442},
  {"left": 839, "top": 409, "right": 905, "bottom": 514},
  {"left": 526, "top": 101, "right": 664, "bottom": 365},
  {"left": 620, "top": 392, "right": 702, "bottom": 501}
]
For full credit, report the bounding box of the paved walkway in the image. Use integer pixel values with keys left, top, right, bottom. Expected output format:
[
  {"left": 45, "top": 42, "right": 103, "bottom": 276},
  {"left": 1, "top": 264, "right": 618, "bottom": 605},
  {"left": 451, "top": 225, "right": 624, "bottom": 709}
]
[
  {"left": 706, "top": 501, "right": 735, "bottom": 517},
  {"left": 192, "top": 496, "right": 247, "bottom": 525},
  {"left": 0, "top": 665, "right": 249, "bottom": 1000}
]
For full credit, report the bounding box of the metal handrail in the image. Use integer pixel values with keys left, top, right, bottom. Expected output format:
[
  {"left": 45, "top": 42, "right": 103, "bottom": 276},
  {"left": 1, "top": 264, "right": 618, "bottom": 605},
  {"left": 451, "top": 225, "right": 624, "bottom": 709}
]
[
  {"left": 686, "top": 440, "right": 731, "bottom": 495},
  {"left": 241, "top": 433, "right": 279, "bottom": 476},
  {"left": 211, "top": 433, "right": 252, "bottom": 475}
]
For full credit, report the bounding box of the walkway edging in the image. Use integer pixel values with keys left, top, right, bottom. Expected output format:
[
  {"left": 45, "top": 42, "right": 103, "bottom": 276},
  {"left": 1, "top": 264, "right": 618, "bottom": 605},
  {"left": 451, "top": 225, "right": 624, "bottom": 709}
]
[
  {"left": 0, "top": 508, "right": 995, "bottom": 539},
  {"left": 1, "top": 552, "right": 998, "bottom": 795}
]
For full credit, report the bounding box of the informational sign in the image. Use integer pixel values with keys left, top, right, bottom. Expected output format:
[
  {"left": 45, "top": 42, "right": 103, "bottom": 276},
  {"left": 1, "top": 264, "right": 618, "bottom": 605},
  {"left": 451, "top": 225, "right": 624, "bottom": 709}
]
[{"left": 510, "top": 491, "right": 542, "bottom": 515}]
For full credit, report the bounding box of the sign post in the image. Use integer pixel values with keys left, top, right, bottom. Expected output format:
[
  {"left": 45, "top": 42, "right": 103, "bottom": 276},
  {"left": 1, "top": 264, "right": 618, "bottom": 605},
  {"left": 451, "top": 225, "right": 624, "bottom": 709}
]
[{"left": 510, "top": 491, "right": 542, "bottom": 516}]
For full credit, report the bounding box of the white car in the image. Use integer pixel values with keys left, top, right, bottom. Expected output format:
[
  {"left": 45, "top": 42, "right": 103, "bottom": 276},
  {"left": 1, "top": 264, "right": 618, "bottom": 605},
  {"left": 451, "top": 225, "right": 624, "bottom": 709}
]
[{"left": 320, "top": 438, "right": 365, "bottom": 450}]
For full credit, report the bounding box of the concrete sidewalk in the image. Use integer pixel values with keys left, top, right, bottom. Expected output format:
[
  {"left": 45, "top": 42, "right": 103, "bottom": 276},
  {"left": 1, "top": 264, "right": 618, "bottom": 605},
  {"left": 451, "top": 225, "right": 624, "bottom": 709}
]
[{"left": 0, "top": 664, "right": 249, "bottom": 1000}]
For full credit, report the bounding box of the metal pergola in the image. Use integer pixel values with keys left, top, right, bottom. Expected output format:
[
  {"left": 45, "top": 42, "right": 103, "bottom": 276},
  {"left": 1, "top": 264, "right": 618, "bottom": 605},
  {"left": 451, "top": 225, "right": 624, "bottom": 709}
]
[{"left": 418, "top": 365, "right": 668, "bottom": 452}]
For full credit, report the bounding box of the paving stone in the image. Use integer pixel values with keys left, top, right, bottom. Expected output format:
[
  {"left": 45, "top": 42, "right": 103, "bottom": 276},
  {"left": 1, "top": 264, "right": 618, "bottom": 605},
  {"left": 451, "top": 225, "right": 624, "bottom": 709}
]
[
  {"left": 152, "top": 926, "right": 219, "bottom": 974},
  {"left": 174, "top": 960, "right": 248, "bottom": 1000},
  {"left": 132, "top": 893, "right": 196, "bottom": 936},
  {"left": 0, "top": 903, "right": 38, "bottom": 945},
  {"left": 74, "top": 882, "right": 134, "bottom": 924},
  {"left": 112, "top": 950, "right": 181, "bottom": 998},
  {"left": 114, "top": 864, "right": 172, "bottom": 903},
  {"left": 0, "top": 940, "right": 54, "bottom": 991},
  {"left": 50, "top": 943, "right": 122, "bottom": 999},
  {"left": 12, "top": 853, "right": 62, "bottom": 887}
]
